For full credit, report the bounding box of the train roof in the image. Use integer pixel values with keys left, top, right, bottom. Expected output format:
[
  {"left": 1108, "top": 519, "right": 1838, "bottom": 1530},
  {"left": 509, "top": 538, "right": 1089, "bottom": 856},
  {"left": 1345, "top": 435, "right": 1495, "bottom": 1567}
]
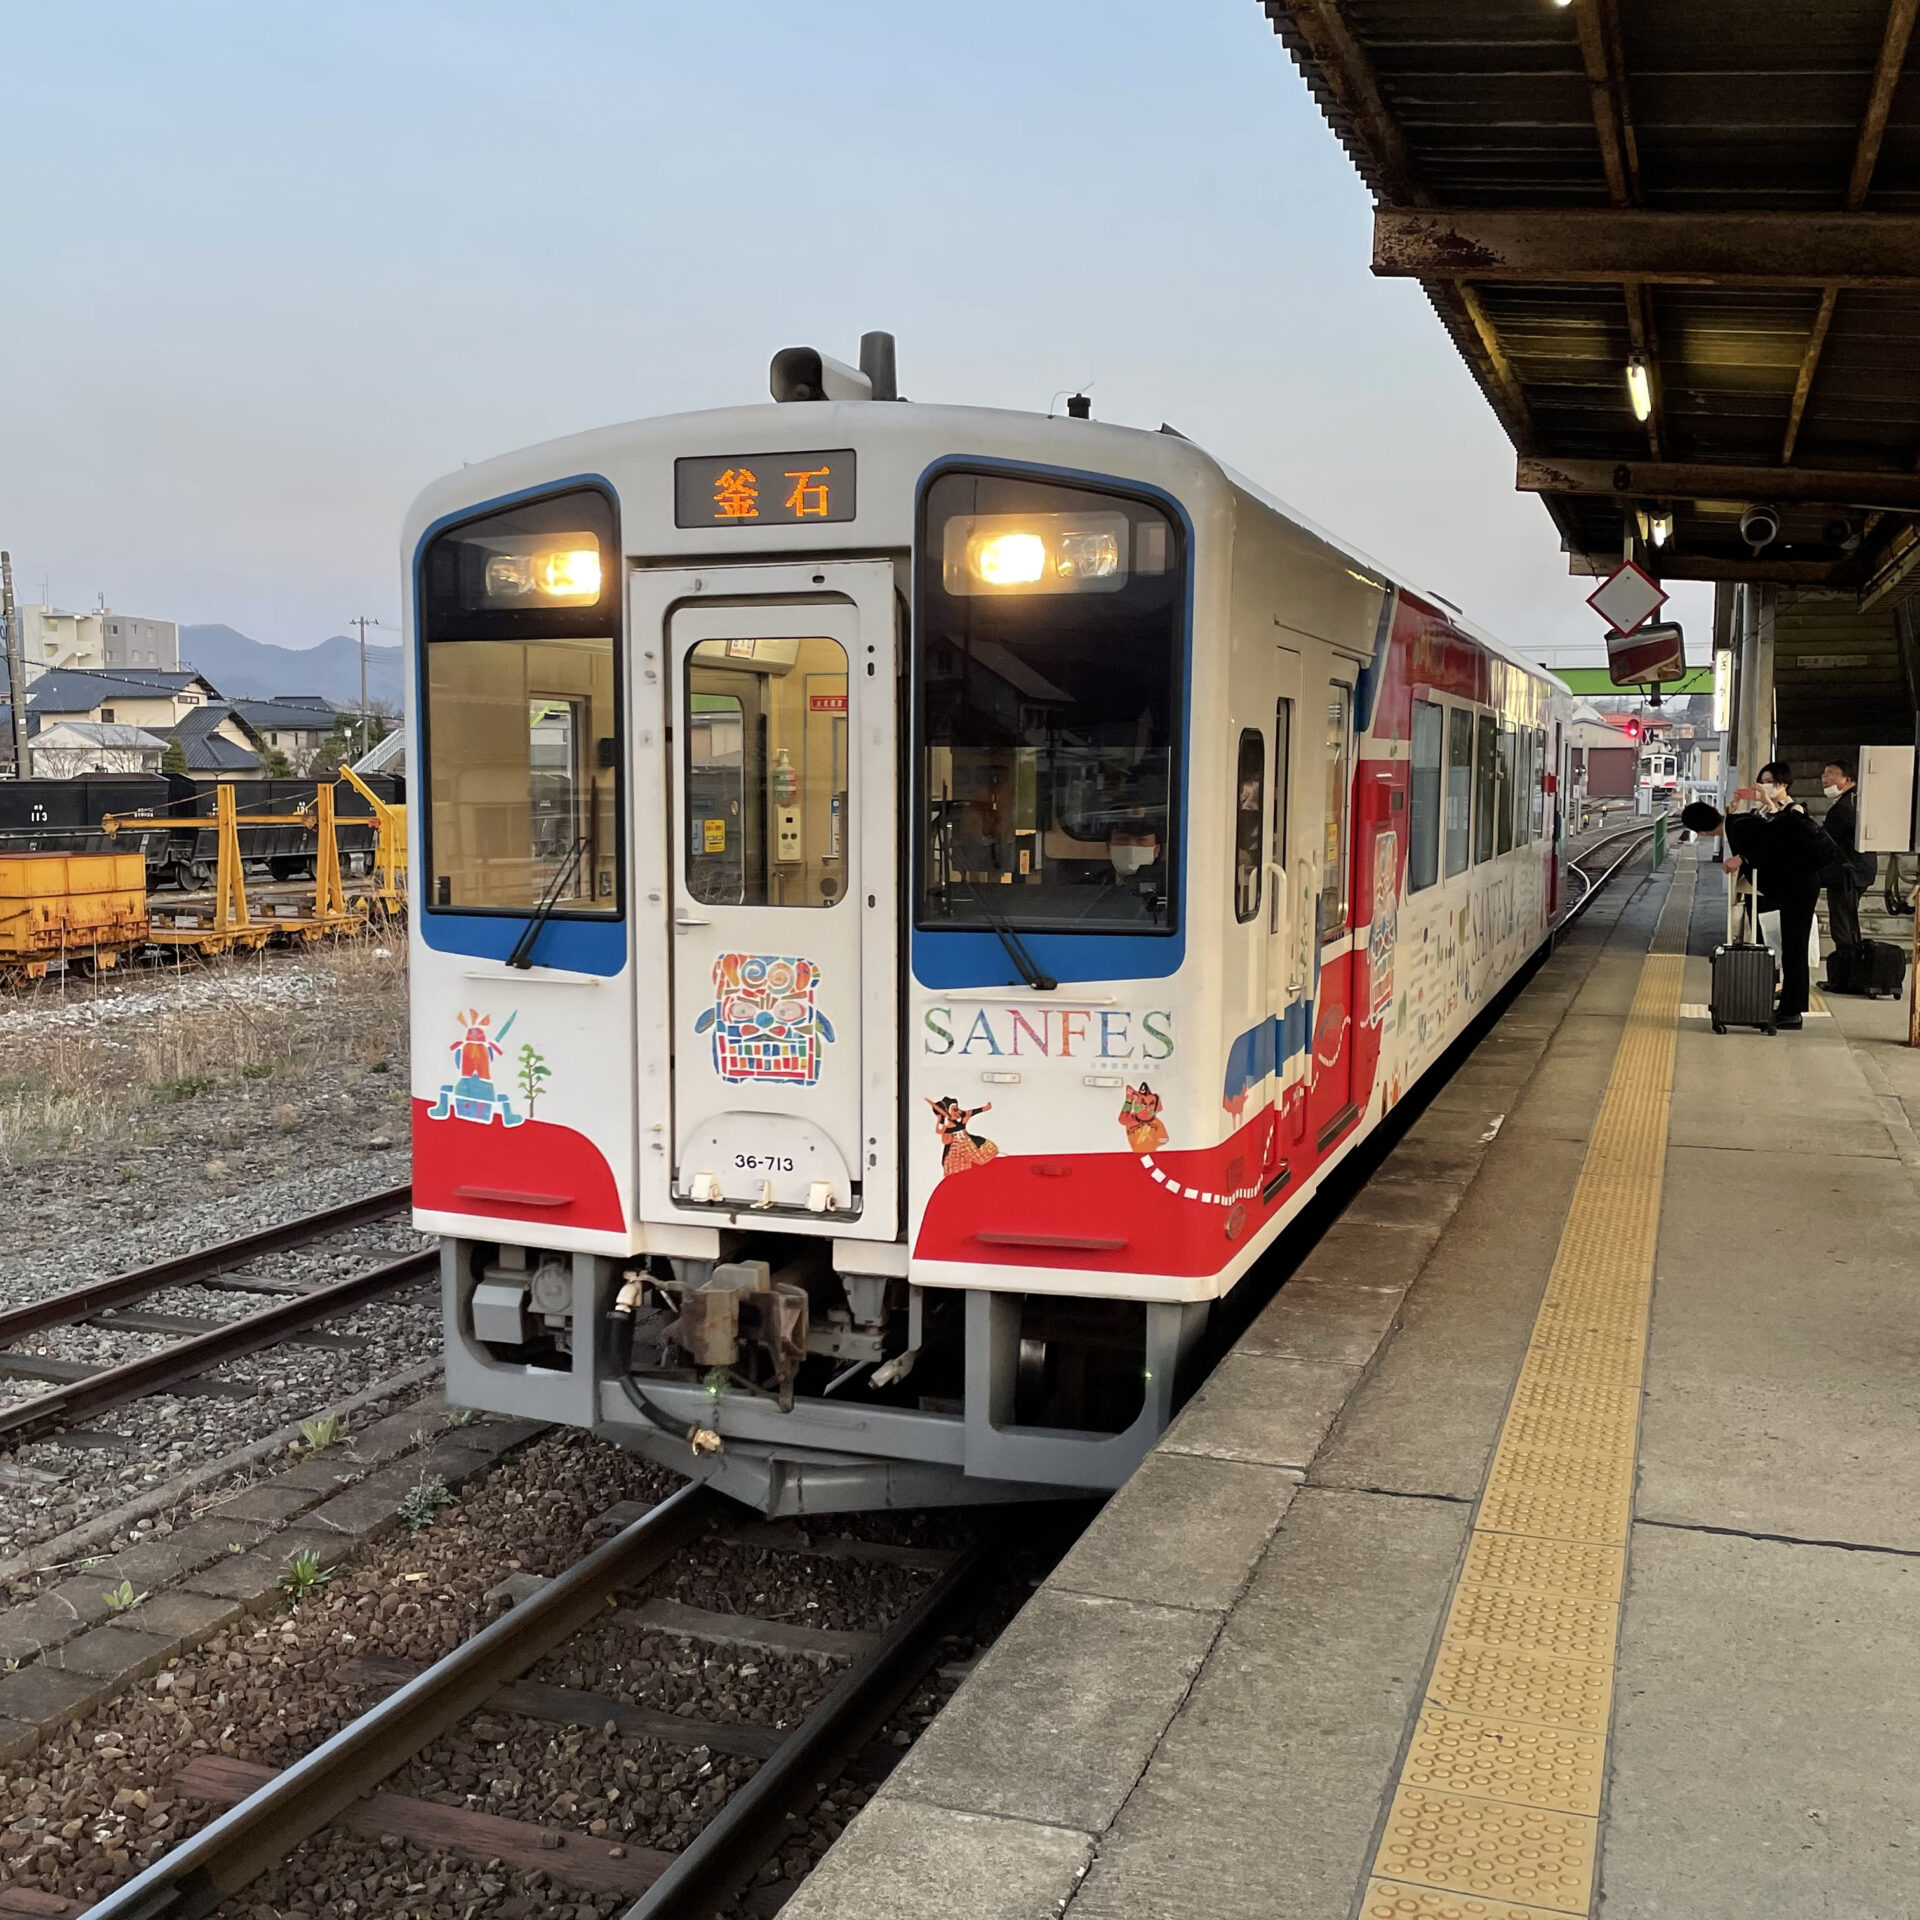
[{"left": 409, "top": 396, "right": 1568, "bottom": 696}]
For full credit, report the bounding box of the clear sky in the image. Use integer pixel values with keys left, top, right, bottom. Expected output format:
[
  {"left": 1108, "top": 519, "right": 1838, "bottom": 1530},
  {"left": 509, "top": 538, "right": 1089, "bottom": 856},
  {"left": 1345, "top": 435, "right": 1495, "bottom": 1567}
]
[{"left": 1, "top": 0, "right": 1704, "bottom": 655}]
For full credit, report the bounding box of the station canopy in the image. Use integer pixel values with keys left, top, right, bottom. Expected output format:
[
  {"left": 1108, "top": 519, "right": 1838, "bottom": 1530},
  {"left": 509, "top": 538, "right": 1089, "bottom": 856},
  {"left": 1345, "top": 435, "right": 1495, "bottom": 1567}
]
[{"left": 1262, "top": 1, "right": 1920, "bottom": 607}]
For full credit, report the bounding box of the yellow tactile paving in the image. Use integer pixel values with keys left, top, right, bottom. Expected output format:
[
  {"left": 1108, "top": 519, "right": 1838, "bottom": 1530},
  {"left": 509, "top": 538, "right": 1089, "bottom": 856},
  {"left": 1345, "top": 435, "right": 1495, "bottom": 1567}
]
[
  {"left": 1444, "top": 1585, "right": 1619, "bottom": 1664},
  {"left": 1399, "top": 1709, "right": 1606, "bottom": 1815},
  {"left": 1361, "top": 1881, "right": 1587, "bottom": 1920},
  {"left": 1375, "top": 1787, "right": 1596, "bottom": 1912},
  {"left": 1458, "top": 1534, "right": 1625, "bottom": 1605},
  {"left": 1361, "top": 858, "right": 1695, "bottom": 1916},
  {"left": 1426, "top": 1641, "right": 1614, "bottom": 1734}
]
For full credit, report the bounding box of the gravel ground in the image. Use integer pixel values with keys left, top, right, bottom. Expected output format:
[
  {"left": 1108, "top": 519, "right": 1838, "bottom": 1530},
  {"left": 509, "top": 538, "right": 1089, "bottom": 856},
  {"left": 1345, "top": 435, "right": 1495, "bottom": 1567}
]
[
  {"left": 0, "top": 1433, "right": 1059, "bottom": 1919},
  {"left": 0, "top": 1286, "right": 442, "bottom": 1564},
  {"left": 0, "top": 941, "right": 433, "bottom": 1564}
]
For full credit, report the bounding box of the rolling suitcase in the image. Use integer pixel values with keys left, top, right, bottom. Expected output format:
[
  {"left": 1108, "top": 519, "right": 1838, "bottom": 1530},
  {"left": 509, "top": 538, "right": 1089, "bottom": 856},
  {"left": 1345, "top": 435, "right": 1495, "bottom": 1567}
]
[
  {"left": 1857, "top": 939, "right": 1908, "bottom": 1000},
  {"left": 1713, "top": 873, "right": 1776, "bottom": 1035}
]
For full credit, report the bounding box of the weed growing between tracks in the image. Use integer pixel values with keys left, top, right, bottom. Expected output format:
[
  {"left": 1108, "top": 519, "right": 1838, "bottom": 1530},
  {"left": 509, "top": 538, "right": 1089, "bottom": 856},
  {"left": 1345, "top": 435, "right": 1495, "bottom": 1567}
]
[{"left": 0, "top": 940, "right": 408, "bottom": 1174}]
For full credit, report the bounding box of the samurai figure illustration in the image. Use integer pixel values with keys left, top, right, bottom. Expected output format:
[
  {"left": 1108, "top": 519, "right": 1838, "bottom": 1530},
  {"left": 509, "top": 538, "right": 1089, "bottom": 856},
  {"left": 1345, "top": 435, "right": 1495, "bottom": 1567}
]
[
  {"left": 1118, "top": 1081, "right": 1169, "bottom": 1153},
  {"left": 928, "top": 1096, "right": 997, "bottom": 1178}
]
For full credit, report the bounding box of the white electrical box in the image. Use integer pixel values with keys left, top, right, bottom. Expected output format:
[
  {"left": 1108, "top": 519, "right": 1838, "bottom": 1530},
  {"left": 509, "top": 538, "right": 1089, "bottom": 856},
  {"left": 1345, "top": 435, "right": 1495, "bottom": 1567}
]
[
  {"left": 1858, "top": 744, "right": 1915, "bottom": 853},
  {"left": 776, "top": 805, "right": 803, "bottom": 862}
]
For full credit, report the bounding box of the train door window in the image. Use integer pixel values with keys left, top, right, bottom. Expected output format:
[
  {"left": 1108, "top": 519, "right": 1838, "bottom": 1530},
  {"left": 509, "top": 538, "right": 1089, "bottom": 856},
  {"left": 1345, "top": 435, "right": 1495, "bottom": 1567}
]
[
  {"left": 684, "top": 636, "right": 849, "bottom": 907},
  {"left": 1321, "top": 682, "right": 1351, "bottom": 935},
  {"left": 1533, "top": 727, "right": 1548, "bottom": 841},
  {"left": 1445, "top": 706, "right": 1472, "bottom": 877},
  {"left": 1473, "top": 713, "right": 1497, "bottom": 864},
  {"left": 1234, "top": 729, "right": 1264, "bottom": 923},
  {"left": 1270, "top": 697, "right": 1292, "bottom": 933},
  {"left": 1409, "top": 697, "right": 1442, "bottom": 892}
]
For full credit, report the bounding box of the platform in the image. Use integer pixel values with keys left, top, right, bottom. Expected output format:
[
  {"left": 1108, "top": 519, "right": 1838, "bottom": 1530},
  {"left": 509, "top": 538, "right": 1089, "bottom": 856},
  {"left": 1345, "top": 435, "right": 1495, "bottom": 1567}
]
[{"left": 784, "top": 848, "right": 1920, "bottom": 1920}]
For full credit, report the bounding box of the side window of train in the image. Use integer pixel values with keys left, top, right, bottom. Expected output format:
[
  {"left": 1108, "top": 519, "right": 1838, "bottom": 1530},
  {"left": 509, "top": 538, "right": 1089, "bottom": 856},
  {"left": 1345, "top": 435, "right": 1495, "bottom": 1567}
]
[
  {"left": 1535, "top": 726, "right": 1549, "bottom": 841},
  {"left": 1270, "top": 697, "right": 1292, "bottom": 935},
  {"left": 1321, "top": 682, "right": 1352, "bottom": 936},
  {"left": 1409, "top": 698, "right": 1442, "bottom": 892},
  {"left": 1473, "top": 713, "right": 1497, "bottom": 864},
  {"left": 1233, "top": 729, "right": 1264, "bottom": 924},
  {"left": 1445, "top": 707, "right": 1472, "bottom": 877},
  {"left": 1495, "top": 724, "right": 1517, "bottom": 856},
  {"left": 1513, "top": 727, "right": 1532, "bottom": 847}
]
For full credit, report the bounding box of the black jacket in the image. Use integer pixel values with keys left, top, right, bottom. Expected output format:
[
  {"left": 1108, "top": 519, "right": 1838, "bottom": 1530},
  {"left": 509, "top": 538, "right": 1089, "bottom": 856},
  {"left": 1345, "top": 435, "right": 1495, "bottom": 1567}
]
[
  {"left": 1725, "top": 804, "right": 1839, "bottom": 905},
  {"left": 1820, "top": 788, "right": 1877, "bottom": 887}
]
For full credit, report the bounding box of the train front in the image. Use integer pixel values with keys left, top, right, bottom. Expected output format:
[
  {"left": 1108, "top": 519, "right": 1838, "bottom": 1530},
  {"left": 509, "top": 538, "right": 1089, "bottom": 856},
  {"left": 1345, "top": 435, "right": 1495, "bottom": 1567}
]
[{"left": 407, "top": 393, "right": 1223, "bottom": 1514}]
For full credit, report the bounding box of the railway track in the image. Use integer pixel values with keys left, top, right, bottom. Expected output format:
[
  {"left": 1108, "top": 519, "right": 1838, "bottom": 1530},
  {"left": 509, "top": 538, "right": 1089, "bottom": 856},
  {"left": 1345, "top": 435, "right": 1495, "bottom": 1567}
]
[
  {"left": 76, "top": 1486, "right": 1011, "bottom": 1920},
  {"left": 1560, "top": 814, "right": 1670, "bottom": 928},
  {"left": 0, "top": 1184, "right": 428, "bottom": 1452}
]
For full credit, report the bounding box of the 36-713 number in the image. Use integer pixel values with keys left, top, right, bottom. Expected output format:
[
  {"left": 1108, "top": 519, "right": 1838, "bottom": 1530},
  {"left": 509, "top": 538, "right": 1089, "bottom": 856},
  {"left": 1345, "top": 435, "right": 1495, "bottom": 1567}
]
[{"left": 733, "top": 1153, "right": 795, "bottom": 1173}]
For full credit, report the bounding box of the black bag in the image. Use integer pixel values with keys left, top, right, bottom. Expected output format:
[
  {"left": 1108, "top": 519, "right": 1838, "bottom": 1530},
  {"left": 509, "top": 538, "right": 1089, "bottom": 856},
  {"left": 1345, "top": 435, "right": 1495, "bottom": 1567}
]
[
  {"left": 1711, "top": 942, "right": 1777, "bottom": 1034},
  {"left": 1858, "top": 939, "right": 1908, "bottom": 1000},
  {"left": 1825, "top": 943, "right": 1858, "bottom": 994}
]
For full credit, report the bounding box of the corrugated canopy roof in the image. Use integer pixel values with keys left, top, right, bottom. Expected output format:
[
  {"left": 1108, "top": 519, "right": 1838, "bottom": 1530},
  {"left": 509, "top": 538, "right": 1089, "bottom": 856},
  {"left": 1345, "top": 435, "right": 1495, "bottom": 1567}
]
[{"left": 1262, "top": 0, "right": 1920, "bottom": 602}]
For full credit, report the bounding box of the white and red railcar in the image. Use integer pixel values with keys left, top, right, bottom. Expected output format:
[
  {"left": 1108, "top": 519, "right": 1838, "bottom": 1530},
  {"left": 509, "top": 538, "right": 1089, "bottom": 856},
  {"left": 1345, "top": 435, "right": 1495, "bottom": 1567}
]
[{"left": 409, "top": 344, "right": 1572, "bottom": 1513}]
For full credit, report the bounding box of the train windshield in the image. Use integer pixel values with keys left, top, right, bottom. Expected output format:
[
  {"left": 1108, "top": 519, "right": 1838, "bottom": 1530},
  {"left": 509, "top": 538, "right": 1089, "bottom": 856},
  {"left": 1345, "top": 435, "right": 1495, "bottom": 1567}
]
[
  {"left": 418, "top": 486, "right": 621, "bottom": 915},
  {"left": 915, "top": 469, "right": 1184, "bottom": 934}
]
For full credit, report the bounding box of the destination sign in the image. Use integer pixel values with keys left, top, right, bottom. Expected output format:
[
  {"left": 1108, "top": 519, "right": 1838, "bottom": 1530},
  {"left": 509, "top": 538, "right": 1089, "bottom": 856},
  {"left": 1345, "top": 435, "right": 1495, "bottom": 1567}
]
[{"left": 674, "top": 450, "right": 857, "bottom": 529}]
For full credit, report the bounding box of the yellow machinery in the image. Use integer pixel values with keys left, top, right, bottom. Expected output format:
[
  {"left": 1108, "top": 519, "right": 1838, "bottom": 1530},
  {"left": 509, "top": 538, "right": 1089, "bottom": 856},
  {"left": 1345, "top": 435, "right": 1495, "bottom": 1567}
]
[
  {"left": 0, "top": 849, "right": 150, "bottom": 980},
  {"left": 106, "top": 782, "right": 372, "bottom": 958},
  {"left": 335, "top": 763, "right": 408, "bottom": 919}
]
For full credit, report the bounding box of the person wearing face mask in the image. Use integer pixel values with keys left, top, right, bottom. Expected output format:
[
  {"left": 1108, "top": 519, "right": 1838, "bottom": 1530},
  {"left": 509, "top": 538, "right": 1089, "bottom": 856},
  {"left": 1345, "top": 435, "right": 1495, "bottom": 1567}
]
[
  {"left": 1818, "top": 760, "right": 1876, "bottom": 965},
  {"left": 1681, "top": 763, "right": 1837, "bottom": 1028}
]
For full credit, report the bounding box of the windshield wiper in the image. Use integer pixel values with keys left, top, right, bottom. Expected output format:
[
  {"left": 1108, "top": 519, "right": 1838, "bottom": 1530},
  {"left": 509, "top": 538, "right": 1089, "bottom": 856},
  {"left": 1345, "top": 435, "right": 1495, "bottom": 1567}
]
[
  {"left": 964, "top": 881, "right": 1056, "bottom": 991},
  {"left": 507, "top": 836, "right": 588, "bottom": 970}
]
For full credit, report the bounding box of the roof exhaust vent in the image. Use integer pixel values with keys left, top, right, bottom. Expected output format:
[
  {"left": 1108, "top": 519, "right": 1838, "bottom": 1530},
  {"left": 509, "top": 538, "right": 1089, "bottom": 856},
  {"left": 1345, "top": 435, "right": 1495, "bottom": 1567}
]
[
  {"left": 859, "top": 331, "right": 899, "bottom": 401},
  {"left": 770, "top": 346, "right": 872, "bottom": 403}
]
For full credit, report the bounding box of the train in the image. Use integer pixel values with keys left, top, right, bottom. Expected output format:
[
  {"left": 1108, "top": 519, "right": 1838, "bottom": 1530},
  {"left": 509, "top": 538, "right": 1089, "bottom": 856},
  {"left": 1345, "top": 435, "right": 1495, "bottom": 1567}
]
[
  {"left": 416, "top": 338, "right": 1576, "bottom": 1514},
  {"left": 0, "top": 772, "right": 402, "bottom": 887}
]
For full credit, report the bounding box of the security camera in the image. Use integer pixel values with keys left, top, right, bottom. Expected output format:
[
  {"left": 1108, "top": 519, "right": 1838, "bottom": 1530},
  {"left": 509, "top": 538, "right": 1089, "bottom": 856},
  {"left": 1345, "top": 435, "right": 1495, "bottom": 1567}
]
[{"left": 1739, "top": 504, "right": 1781, "bottom": 552}]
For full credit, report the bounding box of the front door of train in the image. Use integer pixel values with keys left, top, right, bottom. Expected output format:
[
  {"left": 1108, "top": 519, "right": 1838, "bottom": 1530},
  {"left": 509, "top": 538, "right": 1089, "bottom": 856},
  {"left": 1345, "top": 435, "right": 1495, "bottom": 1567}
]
[{"left": 646, "top": 563, "right": 898, "bottom": 1239}]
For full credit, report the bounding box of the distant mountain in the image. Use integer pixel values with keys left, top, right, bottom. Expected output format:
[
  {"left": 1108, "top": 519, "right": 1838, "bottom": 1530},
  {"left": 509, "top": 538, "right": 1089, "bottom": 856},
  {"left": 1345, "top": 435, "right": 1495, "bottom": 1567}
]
[{"left": 180, "top": 625, "right": 404, "bottom": 709}]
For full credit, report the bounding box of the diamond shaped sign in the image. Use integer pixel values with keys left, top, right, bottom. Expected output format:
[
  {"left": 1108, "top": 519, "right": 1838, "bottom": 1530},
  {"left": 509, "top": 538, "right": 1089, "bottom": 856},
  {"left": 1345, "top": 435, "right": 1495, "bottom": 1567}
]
[{"left": 1586, "top": 560, "right": 1669, "bottom": 638}]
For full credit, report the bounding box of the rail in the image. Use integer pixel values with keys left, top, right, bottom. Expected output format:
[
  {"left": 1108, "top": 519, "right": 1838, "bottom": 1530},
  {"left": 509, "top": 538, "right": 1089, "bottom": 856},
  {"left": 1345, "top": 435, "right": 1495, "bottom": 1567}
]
[
  {"left": 1558, "top": 816, "right": 1670, "bottom": 931},
  {"left": 0, "top": 1246, "right": 437, "bottom": 1451},
  {"left": 77, "top": 1485, "right": 728, "bottom": 1920},
  {"left": 0, "top": 1183, "right": 411, "bottom": 1349},
  {"left": 76, "top": 1490, "right": 1008, "bottom": 1920}
]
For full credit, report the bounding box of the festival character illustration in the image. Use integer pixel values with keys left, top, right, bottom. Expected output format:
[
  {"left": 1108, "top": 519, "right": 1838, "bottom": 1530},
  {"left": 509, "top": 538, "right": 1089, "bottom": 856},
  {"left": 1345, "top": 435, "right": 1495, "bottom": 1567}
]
[
  {"left": 427, "top": 1009, "right": 527, "bottom": 1126},
  {"left": 928, "top": 1096, "right": 997, "bottom": 1177},
  {"left": 1118, "top": 1081, "right": 1169, "bottom": 1153},
  {"left": 695, "top": 953, "right": 835, "bottom": 1086}
]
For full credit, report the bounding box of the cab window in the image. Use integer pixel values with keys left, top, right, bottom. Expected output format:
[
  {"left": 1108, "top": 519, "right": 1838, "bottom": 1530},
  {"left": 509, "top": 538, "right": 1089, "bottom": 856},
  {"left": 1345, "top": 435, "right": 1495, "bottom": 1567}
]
[
  {"left": 419, "top": 486, "right": 620, "bottom": 915},
  {"left": 915, "top": 469, "right": 1184, "bottom": 934}
]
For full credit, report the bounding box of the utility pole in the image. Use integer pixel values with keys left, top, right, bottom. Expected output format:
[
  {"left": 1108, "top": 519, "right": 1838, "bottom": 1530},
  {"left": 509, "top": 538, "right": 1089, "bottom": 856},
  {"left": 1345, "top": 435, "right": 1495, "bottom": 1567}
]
[
  {"left": 2, "top": 552, "right": 27, "bottom": 779},
  {"left": 349, "top": 614, "right": 374, "bottom": 762}
]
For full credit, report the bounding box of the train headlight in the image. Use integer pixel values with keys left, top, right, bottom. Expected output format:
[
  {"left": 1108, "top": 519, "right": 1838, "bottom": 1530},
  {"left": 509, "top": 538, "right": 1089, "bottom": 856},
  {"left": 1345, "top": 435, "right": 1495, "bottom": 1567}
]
[
  {"left": 1055, "top": 529, "right": 1119, "bottom": 580},
  {"left": 943, "top": 510, "right": 1132, "bottom": 595},
  {"left": 969, "top": 531, "right": 1047, "bottom": 586},
  {"left": 480, "top": 540, "right": 603, "bottom": 603}
]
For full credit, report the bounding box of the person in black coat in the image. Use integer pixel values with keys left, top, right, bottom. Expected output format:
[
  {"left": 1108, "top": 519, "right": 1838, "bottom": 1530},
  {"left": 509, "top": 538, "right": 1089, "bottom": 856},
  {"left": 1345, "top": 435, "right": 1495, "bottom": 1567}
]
[
  {"left": 1681, "top": 762, "right": 1838, "bottom": 1028},
  {"left": 1819, "top": 760, "right": 1877, "bottom": 960}
]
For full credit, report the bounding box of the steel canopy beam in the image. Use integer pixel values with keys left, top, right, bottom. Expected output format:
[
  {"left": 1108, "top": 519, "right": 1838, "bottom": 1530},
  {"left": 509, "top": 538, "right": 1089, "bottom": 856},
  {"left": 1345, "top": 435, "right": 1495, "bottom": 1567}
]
[
  {"left": 1375, "top": 208, "right": 1920, "bottom": 289},
  {"left": 1567, "top": 553, "right": 1836, "bottom": 585},
  {"left": 1522, "top": 455, "right": 1920, "bottom": 513}
]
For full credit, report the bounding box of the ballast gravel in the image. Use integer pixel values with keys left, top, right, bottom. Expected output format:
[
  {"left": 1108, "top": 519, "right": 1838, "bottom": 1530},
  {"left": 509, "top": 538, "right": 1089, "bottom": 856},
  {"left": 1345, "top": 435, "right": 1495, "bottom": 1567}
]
[{"left": 0, "top": 1431, "right": 1011, "bottom": 1918}]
